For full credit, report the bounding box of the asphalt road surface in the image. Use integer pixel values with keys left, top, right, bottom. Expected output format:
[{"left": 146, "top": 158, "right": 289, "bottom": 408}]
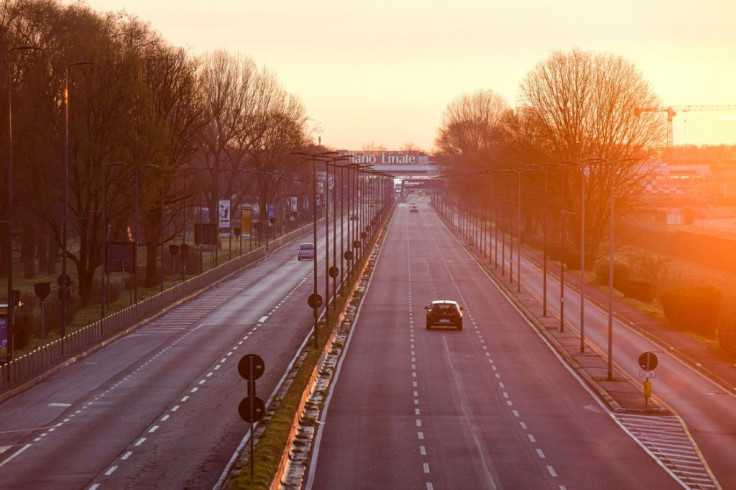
[
  {"left": 0, "top": 227, "right": 338, "bottom": 489},
  {"left": 308, "top": 201, "right": 684, "bottom": 489}
]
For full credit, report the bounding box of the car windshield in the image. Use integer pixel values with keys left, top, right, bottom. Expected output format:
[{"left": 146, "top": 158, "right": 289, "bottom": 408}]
[
  {"left": 300, "top": 244, "right": 314, "bottom": 250},
  {"left": 433, "top": 303, "right": 456, "bottom": 312}
]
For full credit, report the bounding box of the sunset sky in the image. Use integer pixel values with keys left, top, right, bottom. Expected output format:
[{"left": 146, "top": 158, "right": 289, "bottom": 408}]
[{"left": 76, "top": 0, "right": 736, "bottom": 151}]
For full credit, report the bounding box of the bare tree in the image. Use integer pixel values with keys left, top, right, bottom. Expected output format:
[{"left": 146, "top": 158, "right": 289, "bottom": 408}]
[
  {"left": 193, "top": 51, "right": 268, "bottom": 227},
  {"left": 435, "top": 89, "right": 510, "bottom": 173},
  {"left": 126, "top": 38, "right": 204, "bottom": 287},
  {"left": 193, "top": 51, "right": 309, "bottom": 244},
  {"left": 516, "top": 48, "right": 666, "bottom": 264},
  {"left": 399, "top": 143, "right": 424, "bottom": 152},
  {"left": 360, "top": 142, "right": 386, "bottom": 152}
]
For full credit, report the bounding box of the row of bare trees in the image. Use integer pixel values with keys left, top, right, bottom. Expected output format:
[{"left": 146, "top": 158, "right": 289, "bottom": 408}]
[
  {"left": 1, "top": 0, "right": 312, "bottom": 306},
  {"left": 434, "top": 48, "right": 667, "bottom": 265}
]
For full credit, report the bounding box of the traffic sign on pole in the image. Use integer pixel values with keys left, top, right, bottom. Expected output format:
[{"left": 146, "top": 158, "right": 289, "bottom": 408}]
[
  {"left": 238, "top": 354, "right": 265, "bottom": 381},
  {"left": 308, "top": 293, "right": 323, "bottom": 309},
  {"left": 638, "top": 352, "right": 658, "bottom": 371},
  {"left": 239, "top": 396, "right": 265, "bottom": 423}
]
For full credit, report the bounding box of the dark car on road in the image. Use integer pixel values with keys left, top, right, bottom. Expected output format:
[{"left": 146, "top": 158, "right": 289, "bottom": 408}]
[{"left": 425, "top": 300, "right": 463, "bottom": 330}]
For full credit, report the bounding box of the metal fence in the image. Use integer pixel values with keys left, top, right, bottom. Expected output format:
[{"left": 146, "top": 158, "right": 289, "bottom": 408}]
[{"left": 0, "top": 225, "right": 309, "bottom": 392}]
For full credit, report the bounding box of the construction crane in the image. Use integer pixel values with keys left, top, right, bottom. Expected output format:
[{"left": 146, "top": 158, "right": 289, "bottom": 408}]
[{"left": 634, "top": 105, "right": 736, "bottom": 148}]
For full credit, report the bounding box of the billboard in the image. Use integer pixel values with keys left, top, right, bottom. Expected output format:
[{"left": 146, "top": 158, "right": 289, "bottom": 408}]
[
  {"left": 241, "top": 205, "right": 252, "bottom": 238},
  {"left": 0, "top": 312, "right": 7, "bottom": 363},
  {"left": 219, "top": 200, "right": 231, "bottom": 234},
  {"left": 344, "top": 151, "right": 429, "bottom": 166}
]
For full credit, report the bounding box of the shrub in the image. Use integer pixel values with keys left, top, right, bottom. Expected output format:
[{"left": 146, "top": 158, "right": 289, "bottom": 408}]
[
  {"left": 621, "top": 278, "right": 655, "bottom": 304},
  {"left": 547, "top": 244, "right": 562, "bottom": 262},
  {"left": 660, "top": 286, "right": 722, "bottom": 336},
  {"left": 565, "top": 250, "right": 581, "bottom": 270},
  {"left": 717, "top": 306, "right": 736, "bottom": 357},
  {"left": 595, "top": 261, "right": 630, "bottom": 289}
]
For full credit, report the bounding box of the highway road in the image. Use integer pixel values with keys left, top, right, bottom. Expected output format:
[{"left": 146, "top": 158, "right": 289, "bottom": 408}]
[
  {"left": 0, "top": 225, "right": 342, "bottom": 488},
  {"left": 308, "top": 200, "right": 688, "bottom": 489}
]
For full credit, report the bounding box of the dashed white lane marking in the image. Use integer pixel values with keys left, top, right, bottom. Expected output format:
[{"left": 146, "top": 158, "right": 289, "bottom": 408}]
[
  {"left": 104, "top": 466, "right": 117, "bottom": 476},
  {"left": 420, "top": 224, "right": 562, "bottom": 487},
  {"left": 407, "top": 222, "right": 434, "bottom": 490}
]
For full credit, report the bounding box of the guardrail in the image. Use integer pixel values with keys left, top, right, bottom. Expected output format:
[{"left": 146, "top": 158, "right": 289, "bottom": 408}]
[{"left": 0, "top": 225, "right": 310, "bottom": 391}]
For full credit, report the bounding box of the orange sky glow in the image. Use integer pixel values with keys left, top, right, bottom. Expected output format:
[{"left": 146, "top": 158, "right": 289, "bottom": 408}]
[{"left": 75, "top": 0, "right": 736, "bottom": 152}]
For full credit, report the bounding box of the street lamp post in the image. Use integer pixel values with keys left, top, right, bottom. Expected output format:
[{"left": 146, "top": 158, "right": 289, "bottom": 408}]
[
  {"left": 339, "top": 164, "right": 345, "bottom": 287},
  {"left": 559, "top": 166, "right": 568, "bottom": 333},
  {"left": 516, "top": 170, "right": 522, "bottom": 293},
  {"left": 101, "top": 162, "right": 125, "bottom": 322},
  {"left": 540, "top": 165, "right": 549, "bottom": 316},
  {"left": 579, "top": 164, "right": 587, "bottom": 353},
  {"left": 607, "top": 161, "right": 615, "bottom": 380},
  {"left": 326, "top": 155, "right": 351, "bottom": 301},
  {"left": 292, "top": 150, "right": 337, "bottom": 349},
  {"left": 61, "top": 60, "right": 94, "bottom": 340},
  {"left": 6, "top": 45, "right": 39, "bottom": 361},
  {"left": 323, "top": 160, "right": 330, "bottom": 328},
  {"left": 577, "top": 157, "right": 603, "bottom": 353}
]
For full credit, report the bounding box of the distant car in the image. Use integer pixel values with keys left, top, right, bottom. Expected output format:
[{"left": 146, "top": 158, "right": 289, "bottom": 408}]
[
  {"left": 410, "top": 203, "right": 419, "bottom": 213},
  {"left": 425, "top": 300, "right": 463, "bottom": 330},
  {"left": 297, "top": 242, "right": 315, "bottom": 261},
  {"left": 349, "top": 213, "right": 359, "bottom": 221}
]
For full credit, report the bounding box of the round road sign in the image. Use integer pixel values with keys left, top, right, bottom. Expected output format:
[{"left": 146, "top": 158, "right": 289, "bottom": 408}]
[
  {"left": 238, "top": 354, "right": 265, "bottom": 381},
  {"left": 308, "top": 293, "right": 323, "bottom": 309},
  {"left": 638, "top": 352, "right": 658, "bottom": 371},
  {"left": 239, "top": 396, "right": 265, "bottom": 423}
]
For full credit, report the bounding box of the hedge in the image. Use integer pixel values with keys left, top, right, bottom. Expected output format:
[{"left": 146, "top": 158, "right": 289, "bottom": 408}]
[
  {"left": 717, "top": 306, "right": 736, "bottom": 357},
  {"left": 660, "top": 286, "right": 723, "bottom": 336},
  {"left": 621, "top": 278, "right": 655, "bottom": 304}
]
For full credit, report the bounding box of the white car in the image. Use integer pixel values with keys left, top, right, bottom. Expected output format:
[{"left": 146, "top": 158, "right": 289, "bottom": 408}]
[{"left": 297, "top": 243, "right": 315, "bottom": 261}]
